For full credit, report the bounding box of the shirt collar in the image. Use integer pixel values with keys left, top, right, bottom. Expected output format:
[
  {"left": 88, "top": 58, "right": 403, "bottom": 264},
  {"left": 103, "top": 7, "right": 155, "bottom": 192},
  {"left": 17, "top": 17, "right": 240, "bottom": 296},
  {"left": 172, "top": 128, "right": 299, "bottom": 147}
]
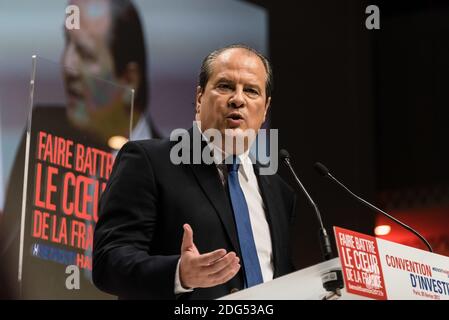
[{"left": 197, "top": 122, "right": 253, "bottom": 181}]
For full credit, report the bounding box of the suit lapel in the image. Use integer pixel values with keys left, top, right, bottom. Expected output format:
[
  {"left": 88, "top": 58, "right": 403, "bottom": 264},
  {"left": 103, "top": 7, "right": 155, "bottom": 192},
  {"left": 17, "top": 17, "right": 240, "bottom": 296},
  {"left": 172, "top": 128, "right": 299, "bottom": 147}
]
[
  {"left": 186, "top": 126, "right": 241, "bottom": 256},
  {"left": 189, "top": 163, "right": 241, "bottom": 256},
  {"left": 254, "top": 164, "right": 283, "bottom": 277}
]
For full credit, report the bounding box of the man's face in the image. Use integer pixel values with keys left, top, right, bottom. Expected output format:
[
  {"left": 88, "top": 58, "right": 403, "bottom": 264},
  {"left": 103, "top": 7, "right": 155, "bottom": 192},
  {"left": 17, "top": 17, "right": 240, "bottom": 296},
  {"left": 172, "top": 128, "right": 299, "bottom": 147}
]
[
  {"left": 62, "top": 0, "right": 125, "bottom": 132},
  {"left": 195, "top": 48, "right": 271, "bottom": 152}
]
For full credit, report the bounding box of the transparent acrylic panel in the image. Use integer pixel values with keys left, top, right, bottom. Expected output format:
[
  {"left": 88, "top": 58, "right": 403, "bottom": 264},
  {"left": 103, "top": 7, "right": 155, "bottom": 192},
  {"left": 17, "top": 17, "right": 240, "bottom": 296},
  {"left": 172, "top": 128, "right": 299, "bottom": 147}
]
[
  {"left": 0, "top": 54, "right": 31, "bottom": 213},
  {"left": 0, "top": 54, "right": 32, "bottom": 298},
  {"left": 0, "top": 58, "right": 5, "bottom": 215},
  {"left": 15, "top": 56, "right": 135, "bottom": 299}
]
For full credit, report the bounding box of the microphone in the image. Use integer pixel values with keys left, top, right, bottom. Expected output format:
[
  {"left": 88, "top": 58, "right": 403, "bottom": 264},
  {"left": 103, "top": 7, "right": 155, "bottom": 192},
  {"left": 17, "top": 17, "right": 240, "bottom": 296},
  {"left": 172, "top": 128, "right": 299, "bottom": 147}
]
[
  {"left": 280, "top": 150, "right": 333, "bottom": 260},
  {"left": 281, "top": 150, "right": 344, "bottom": 298},
  {"left": 313, "top": 162, "right": 433, "bottom": 252}
]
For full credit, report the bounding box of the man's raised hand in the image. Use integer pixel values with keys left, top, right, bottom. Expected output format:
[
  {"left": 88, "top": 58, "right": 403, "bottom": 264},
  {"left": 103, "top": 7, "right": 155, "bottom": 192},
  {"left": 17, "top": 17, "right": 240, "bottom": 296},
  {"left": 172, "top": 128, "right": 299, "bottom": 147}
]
[{"left": 179, "top": 224, "right": 241, "bottom": 289}]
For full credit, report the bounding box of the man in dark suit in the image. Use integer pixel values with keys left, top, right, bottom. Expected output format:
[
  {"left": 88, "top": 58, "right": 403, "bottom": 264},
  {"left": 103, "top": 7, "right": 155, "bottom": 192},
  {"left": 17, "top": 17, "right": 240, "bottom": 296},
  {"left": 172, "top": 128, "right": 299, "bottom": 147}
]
[{"left": 93, "top": 44, "right": 297, "bottom": 299}]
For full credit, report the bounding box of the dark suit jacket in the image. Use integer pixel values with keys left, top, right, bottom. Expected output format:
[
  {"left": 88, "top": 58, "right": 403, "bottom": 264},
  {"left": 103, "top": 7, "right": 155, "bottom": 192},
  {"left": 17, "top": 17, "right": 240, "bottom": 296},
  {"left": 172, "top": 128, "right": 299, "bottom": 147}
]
[{"left": 93, "top": 128, "right": 297, "bottom": 300}]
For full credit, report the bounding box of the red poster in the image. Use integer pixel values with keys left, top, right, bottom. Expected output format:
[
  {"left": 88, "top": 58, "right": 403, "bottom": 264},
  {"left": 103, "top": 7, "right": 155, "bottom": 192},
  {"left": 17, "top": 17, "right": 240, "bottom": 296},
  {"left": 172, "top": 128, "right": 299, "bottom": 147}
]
[{"left": 334, "top": 227, "right": 388, "bottom": 300}]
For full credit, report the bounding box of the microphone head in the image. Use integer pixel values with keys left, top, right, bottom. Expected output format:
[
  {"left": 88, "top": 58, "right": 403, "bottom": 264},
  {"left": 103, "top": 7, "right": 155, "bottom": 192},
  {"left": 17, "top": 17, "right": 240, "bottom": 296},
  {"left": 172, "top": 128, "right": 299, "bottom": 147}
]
[
  {"left": 314, "top": 162, "right": 329, "bottom": 177},
  {"left": 280, "top": 149, "right": 290, "bottom": 162}
]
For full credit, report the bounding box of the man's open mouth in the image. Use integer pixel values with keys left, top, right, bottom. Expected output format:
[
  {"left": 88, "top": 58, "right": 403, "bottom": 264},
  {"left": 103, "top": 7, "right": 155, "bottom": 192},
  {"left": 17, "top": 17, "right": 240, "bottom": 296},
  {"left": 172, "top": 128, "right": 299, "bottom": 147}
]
[{"left": 226, "top": 112, "right": 244, "bottom": 121}]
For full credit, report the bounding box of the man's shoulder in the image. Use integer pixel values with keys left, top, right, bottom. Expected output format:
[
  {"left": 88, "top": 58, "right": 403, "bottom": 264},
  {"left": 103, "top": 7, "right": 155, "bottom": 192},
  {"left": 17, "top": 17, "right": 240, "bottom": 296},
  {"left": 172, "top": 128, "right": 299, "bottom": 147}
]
[
  {"left": 255, "top": 163, "right": 295, "bottom": 197},
  {"left": 126, "top": 127, "right": 192, "bottom": 155},
  {"left": 123, "top": 137, "right": 173, "bottom": 159},
  {"left": 271, "top": 172, "right": 295, "bottom": 195},
  {"left": 120, "top": 133, "right": 189, "bottom": 166},
  {"left": 130, "top": 137, "right": 171, "bottom": 149}
]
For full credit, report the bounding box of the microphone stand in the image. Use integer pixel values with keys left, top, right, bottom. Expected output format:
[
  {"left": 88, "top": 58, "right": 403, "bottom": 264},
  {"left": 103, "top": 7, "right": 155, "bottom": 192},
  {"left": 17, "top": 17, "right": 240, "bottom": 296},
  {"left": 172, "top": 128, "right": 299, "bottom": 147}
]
[
  {"left": 314, "top": 162, "right": 433, "bottom": 253},
  {"left": 280, "top": 151, "right": 344, "bottom": 299}
]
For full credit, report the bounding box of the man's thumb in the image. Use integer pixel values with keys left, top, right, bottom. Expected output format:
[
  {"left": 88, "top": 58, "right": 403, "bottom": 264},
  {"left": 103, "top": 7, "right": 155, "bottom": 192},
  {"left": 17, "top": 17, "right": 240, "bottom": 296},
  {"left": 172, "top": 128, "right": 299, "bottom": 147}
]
[{"left": 181, "top": 223, "right": 194, "bottom": 251}]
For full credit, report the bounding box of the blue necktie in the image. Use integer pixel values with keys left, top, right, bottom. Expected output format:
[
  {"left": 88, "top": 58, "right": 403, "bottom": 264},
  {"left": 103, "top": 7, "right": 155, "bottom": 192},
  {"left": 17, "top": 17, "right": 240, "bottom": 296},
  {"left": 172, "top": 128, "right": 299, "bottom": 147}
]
[{"left": 227, "top": 158, "right": 263, "bottom": 288}]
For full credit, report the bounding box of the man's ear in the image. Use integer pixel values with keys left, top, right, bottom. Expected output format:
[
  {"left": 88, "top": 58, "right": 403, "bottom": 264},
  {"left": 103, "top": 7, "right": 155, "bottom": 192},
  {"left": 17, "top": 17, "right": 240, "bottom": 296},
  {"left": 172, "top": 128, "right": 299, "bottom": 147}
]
[
  {"left": 263, "top": 96, "right": 271, "bottom": 122},
  {"left": 195, "top": 86, "right": 203, "bottom": 115}
]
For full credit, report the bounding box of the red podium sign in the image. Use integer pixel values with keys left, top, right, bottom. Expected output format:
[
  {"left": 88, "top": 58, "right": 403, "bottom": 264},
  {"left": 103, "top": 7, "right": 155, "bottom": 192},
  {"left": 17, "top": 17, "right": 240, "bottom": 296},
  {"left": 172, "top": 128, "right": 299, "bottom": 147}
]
[
  {"left": 335, "top": 226, "right": 449, "bottom": 300},
  {"left": 334, "top": 227, "right": 387, "bottom": 299}
]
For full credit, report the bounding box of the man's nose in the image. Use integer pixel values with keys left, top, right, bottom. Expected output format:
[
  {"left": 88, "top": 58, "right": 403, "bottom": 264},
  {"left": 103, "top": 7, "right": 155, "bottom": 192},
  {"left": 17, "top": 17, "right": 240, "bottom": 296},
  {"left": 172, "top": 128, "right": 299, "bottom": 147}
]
[
  {"left": 62, "top": 43, "right": 81, "bottom": 77},
  {"left": 228, "top": 89, "right": 245, "bottom": 108}
]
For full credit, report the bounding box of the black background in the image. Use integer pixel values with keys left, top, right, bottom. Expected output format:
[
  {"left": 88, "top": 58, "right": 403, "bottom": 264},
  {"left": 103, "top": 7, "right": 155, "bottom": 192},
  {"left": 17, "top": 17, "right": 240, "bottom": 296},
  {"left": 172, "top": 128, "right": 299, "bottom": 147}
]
[{"left": 248, "top": 0, "right": 449, "bottom": 269}]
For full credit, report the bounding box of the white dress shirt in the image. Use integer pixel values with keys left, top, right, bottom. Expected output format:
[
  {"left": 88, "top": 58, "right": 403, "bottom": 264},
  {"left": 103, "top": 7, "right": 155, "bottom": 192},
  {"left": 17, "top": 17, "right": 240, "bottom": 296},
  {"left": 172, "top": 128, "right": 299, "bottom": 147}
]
[{"left": 175, "top": 136, "right": 274, "bottom": 294}]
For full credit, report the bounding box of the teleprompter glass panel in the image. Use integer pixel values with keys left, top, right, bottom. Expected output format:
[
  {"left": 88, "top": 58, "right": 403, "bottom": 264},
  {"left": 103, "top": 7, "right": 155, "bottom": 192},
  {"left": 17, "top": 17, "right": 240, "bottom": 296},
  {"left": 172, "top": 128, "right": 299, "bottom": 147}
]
[{"left": 16, "top": 56, "right": 134, "bottom": 299}]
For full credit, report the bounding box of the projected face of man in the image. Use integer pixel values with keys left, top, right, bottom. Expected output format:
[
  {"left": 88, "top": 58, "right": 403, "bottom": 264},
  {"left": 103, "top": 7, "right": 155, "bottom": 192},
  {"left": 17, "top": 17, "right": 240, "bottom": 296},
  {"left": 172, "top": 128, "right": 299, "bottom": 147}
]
[{"left": 62, "top": 0, "right": 132, "bottom": 140}]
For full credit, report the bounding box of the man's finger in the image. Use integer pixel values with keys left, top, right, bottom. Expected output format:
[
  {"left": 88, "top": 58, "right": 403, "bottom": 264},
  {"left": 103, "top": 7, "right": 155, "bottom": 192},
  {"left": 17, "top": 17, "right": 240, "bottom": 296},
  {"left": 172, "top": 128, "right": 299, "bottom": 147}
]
[
  {"left": 196, "top": 248, "right": 228, "bottom": 266},
  {"left": 181, "top": 224, "right": 194, "bottom": 252},
  {"left": 210, "top": 263, "right": 241, "bottom": 286},
  {"left": 201, "top": 253, "right": 238, "bottom": 275}
]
